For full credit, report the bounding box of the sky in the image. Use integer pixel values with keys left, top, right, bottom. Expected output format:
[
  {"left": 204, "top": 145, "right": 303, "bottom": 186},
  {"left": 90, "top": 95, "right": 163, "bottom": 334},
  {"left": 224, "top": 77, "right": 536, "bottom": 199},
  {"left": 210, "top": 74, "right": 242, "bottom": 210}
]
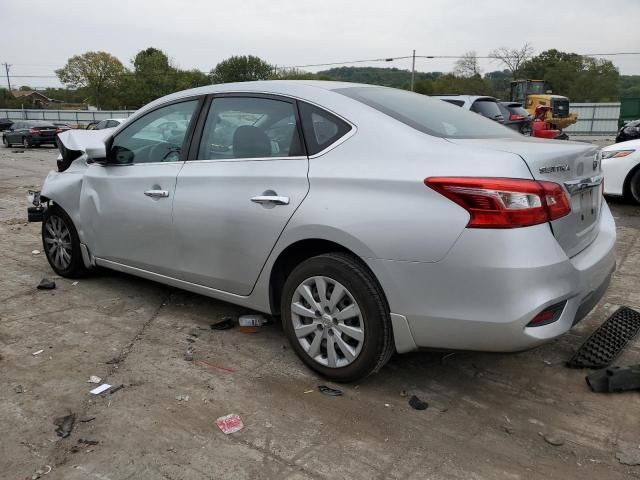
[{"left": 2, "top": 0, "right": 639, "bottom": 90}]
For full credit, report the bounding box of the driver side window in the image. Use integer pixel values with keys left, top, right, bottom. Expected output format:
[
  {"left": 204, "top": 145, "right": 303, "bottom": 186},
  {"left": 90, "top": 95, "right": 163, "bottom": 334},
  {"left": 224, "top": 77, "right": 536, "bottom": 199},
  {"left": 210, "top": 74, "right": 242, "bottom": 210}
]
[{"left": 110, "top": 100, "right": 198, "bottom": 165}]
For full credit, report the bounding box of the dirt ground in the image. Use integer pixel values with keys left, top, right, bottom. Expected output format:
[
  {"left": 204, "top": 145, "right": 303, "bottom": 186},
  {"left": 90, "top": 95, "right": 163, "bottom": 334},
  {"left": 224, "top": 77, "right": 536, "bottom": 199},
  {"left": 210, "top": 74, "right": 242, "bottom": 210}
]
[{"left": 1, "top": 144, "right": 639, "bottom": 480}]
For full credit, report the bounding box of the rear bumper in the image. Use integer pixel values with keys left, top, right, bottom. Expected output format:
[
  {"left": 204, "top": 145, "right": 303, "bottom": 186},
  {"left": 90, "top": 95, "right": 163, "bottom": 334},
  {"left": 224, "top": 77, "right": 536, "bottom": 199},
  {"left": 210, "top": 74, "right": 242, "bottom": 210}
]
[
  {"left": 367, "top": 202, "right": 617, "bottom": 352},
  {"left": 30, "top": 135, "right": 57, "bottom": 145}
]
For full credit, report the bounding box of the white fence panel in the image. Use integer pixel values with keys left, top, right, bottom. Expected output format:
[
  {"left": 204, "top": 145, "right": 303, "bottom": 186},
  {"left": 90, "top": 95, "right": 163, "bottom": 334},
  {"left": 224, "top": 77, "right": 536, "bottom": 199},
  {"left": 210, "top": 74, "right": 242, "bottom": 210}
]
[
  {"left": 0, "top": 109, "right": 136, "bottom": 126},
  {"left": 565, "top": 103, "right": 620, "bottom": 135}
]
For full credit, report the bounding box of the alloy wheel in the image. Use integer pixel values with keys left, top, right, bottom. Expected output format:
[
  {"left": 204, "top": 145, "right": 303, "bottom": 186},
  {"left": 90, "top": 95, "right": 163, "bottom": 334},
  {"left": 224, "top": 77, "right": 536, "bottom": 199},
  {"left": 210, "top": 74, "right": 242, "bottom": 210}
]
[
  {"left": 43, "top": 215, "right": 73, "bottom": 271},
  {"left": 22, "top": 137, "right": 29, "bottom": 149},
  {"left": 290, "top": 276, "right": 365, "bottom": 368}
]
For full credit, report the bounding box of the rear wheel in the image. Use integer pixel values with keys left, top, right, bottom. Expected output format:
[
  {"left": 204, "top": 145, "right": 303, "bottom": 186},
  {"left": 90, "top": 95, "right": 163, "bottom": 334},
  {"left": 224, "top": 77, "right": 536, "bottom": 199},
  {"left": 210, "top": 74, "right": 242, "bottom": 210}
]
[
  {"left": 42, "top": 206, "right": 89, "bottom": 278},
  {"left": 281, "top": 252, "right": 394, "bottom": 382},
  {"left": 22, "top": 137, "right": 30, "bottom": 149},
  {"left": 2, "top": 135, "right": 9, "bottom": 148}
]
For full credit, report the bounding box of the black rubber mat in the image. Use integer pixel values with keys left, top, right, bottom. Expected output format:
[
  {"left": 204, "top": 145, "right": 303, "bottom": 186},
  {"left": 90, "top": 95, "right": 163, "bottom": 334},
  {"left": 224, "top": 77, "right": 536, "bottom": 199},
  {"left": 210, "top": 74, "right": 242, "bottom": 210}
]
[{"left": 567, "top": 306, "right": 640, "bottom": 369}]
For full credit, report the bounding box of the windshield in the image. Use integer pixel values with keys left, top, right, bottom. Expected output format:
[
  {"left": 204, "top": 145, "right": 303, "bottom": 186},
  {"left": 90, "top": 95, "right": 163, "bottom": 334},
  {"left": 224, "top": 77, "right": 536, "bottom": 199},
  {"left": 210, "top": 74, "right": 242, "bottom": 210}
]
[{"left": 336, "top": 87, "right": 518, "bottom": 139}]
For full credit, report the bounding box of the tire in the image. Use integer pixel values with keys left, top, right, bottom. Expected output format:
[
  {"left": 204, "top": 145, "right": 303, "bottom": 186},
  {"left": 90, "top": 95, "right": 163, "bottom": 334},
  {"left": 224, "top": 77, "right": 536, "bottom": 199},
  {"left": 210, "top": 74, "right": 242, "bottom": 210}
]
[
  {"left": 627, "top": 169, "right": 640, "bottom": 205},
  {"left": 22, "top": 137, "right": 30, "bottom": 149},
  {"left": 2, "top": 135, "right": 9, "bottom": 148},
  {"left": 42, "top": 205, "right": 89, "bottom": 278},
  {"left": 281, "top": 252, "right": 394, "bottom": 382}
]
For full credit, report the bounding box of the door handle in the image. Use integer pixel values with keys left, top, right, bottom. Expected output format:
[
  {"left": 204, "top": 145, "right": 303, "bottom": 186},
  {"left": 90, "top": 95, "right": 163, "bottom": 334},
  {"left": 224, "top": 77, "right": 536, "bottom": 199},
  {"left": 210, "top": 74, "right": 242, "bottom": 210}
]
[
  {"left": 251, "top": 195, "right": 290, "bottom": 205},
  {"left": 144, "top": 189, "right": 170, "bottom": 198}
]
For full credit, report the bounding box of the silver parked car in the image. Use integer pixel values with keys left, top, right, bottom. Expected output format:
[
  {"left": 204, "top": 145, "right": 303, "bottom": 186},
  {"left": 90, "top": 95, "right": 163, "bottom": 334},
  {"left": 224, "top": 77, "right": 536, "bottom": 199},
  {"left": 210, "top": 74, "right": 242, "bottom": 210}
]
[{"left": 32, "top": 81, "right": 616, "bottom": 382}]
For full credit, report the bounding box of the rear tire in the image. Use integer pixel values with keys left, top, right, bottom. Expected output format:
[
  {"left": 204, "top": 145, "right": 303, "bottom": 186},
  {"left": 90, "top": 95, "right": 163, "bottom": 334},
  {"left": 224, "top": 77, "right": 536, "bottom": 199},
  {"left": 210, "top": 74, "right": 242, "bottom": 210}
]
[
  {"left": 42, "top": 205, "right": 89, "bottom": 278},
  {"left": 281, "top": 252, "right": 394, "bottom": 382},
  {"left": 22, "top": 137, "right": 30, "bottom": 149},
  {"left": 2, "top": 135, "right": 9, "bottom": 148}
]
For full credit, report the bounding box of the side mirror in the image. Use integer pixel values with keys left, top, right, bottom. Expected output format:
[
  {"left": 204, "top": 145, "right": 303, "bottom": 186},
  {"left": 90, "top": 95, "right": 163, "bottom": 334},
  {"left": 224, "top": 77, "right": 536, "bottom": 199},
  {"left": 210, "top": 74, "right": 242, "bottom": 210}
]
[{"left": 85, "top": 144, "right": 107, "bottom": 165}]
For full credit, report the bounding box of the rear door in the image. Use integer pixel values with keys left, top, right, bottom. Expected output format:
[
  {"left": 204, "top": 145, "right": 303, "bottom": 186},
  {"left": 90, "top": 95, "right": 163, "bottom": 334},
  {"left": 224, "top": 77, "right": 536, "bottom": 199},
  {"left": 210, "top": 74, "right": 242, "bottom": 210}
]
[
  {"left": 173, "top": 94, "right": 309, "bottom": 295},
  {"left": 450, "top": 137, "right": 603, "bottom": 257}
]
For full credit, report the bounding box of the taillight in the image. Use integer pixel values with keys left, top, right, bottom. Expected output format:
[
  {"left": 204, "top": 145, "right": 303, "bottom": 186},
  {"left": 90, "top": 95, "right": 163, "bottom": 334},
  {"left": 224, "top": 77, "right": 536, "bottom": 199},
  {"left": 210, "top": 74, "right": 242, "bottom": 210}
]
[
  {"left": 509, "top": 114, "right": 526, "bottom": 121},
  {"left": 29, "top": 128, "right": 39, "bottom": 133},
  {"left": 526, "top": 301, "right": 566, "bottom": 327},
  {"left": 425, "top": 177, "right": 571, "bottom": 228},
  {"left": 56, "top": 128, "right": 62, "bottom": 134}
]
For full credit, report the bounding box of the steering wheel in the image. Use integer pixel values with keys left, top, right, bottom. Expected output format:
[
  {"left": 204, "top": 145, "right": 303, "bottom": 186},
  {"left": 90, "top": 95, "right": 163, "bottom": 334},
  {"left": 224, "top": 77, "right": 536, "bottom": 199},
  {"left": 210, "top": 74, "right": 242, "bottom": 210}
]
[{"left": 149, "top": 142, "right": 180, "bottom": 162}]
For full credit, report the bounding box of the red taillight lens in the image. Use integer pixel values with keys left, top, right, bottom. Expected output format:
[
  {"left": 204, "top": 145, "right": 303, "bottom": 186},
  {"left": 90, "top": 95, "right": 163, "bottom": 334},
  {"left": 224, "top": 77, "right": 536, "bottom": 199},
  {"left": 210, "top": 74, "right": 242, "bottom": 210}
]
[
  {"left": 425, "top": 177, "right": 571, "bottom": 228},
  {"left": 56, "top": 128, "right": 62, "bottom": 134},
  {"left": 29, "top": 128, "right": 39, "bottom": 133},
  {"left": 526, "top": 301, "right": 566, "bottom": 327},
  {"left": 509, "top": 114, "right": 526, "bottom": 121}
]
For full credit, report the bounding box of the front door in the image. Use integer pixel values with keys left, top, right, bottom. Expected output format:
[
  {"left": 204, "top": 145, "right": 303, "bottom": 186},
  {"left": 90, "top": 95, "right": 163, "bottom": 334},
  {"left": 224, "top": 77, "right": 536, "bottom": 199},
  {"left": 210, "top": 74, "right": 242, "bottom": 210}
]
[
  {"left": 173, "top": 94, "right": 309, "bottom": 295},
  {"left": 79, "top": 99, "right": 200, "bottom": 277}
]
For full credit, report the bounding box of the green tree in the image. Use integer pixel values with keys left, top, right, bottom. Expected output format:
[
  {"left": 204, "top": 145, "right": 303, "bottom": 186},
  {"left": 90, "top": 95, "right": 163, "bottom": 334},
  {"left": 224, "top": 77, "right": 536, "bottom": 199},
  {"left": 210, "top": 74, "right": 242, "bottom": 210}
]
[
  {"left": 56, "top": 51, "right": 126, "bottom": 108},
  {"left": 520, "top": 49, "right": 619, "bottom": 102},
  {"left": 210, "top": 55, "right": 273, "bottom": 83}
]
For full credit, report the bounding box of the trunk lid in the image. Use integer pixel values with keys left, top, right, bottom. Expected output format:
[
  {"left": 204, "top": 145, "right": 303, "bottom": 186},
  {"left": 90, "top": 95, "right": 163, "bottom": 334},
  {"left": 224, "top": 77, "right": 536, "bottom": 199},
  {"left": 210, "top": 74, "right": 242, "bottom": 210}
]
[{"left": 449, "top": 137, "right": 603, "bottom": 258}]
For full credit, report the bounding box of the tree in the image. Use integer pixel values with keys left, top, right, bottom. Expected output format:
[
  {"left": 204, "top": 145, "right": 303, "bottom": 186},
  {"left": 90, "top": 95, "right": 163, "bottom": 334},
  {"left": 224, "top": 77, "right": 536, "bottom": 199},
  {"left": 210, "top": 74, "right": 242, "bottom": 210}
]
[
  {"left": 209, "top": 55, "right": 273, "bottom": 84},
  {"left": 56, "top": 51, "right": 126, "bottom": 108},
  {"left": 454, "top": 51, "right": 482, "bottom": 78},
  {"left": 520, "top": 49, "right": 619, "bottom": 102},
  {"left": 489, "top": 43, "right": 534, "bottom": 79}
]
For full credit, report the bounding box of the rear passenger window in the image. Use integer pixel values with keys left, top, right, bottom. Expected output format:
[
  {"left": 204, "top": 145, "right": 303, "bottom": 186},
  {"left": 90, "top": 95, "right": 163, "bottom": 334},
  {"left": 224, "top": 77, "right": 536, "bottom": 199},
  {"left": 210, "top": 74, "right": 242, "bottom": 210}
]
[
  {"left": 298, "top": 103, "right": 352, "bottom": 155},
  {"left": 197, "top": 97, "right": 303, "bottom": 160}
]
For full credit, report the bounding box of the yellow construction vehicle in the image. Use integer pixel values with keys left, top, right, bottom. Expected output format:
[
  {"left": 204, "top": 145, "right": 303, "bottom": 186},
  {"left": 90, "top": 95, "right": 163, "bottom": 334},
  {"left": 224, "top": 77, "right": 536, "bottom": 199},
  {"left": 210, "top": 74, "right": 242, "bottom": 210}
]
[{"left": 510, "top": 80, "right": 578, "bottom": 130}]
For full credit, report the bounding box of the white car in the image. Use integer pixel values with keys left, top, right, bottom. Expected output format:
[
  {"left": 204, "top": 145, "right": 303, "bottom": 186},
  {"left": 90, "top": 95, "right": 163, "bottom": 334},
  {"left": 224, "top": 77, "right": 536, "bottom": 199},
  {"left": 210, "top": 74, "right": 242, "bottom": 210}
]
[{"left": 602, "top": 139, "right": 640, "bottom": 203}]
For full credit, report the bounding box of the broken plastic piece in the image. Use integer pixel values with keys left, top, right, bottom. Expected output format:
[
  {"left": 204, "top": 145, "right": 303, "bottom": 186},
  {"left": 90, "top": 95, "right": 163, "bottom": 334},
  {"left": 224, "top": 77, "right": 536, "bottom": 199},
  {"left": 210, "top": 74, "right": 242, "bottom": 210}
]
[
  {"left": 89, "top": 384, "right": 111, "bottom": 395},
  {"left": 37, "top": 278, "right": 56, "bottom": 290},
  {"left": 586, "top": 364, "right": 640, "bottom": 393},
  {"left": 32, "top": 349, "right": 44, "bottom": 356},
  {"left": 210, "top": 317, "right": 235, "bottom": 330},
  {"left": 318, "top": 385, "right": 343, "bottom": 396},
  {"left": 53, "top": 413, "right": 76, "bottom": 438},
  {"left": 409, "top": 395, "right": 428, "bottom": 410},
  {"left": 87, "top": 376, "right": 101, "bottom": 384},
  {"left": 31, "top": 249, "right": 40, "bottom": 255},
  {"left": 238, "top": 314, "right": 268, "bottom": 327},
  {"left": 216, "top": 413, "right": 244, "bottom": 434}
]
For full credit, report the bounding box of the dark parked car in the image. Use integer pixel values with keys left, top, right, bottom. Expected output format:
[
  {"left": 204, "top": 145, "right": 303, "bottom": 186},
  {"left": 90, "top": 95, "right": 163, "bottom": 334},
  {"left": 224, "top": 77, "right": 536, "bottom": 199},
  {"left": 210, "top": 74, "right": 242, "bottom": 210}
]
[
  {"left": 499, "top": 102, "right": 532, "bottom": 136},
  {"left": 432, "top": 95, "right": 505, "bottom": 124},
  {"left": 0, "top": 118, "right": 13, "bottom": 131},
  {"left": 616, "top": 119, "right": 640, "bottom": 143},
  {"left": 2, "top": 120, "right": 58, "bottom": 148}
]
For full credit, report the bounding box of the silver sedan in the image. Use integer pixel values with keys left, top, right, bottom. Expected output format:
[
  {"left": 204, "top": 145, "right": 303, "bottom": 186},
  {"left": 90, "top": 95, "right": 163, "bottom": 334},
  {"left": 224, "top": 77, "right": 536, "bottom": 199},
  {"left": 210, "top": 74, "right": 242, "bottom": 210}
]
[{"left": 34, "top": 81, "right": 616, "bottom": 382}]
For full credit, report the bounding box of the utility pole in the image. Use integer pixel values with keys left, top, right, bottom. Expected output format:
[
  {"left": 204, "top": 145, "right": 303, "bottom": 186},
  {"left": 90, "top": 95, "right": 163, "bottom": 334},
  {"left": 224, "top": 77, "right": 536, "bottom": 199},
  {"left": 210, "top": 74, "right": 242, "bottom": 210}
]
[
  {"left": 410, "top": 50, "right": 416, "bottom": 91},
  {"left": 2, "top": 62, "right": 11, "bottom": 91}
]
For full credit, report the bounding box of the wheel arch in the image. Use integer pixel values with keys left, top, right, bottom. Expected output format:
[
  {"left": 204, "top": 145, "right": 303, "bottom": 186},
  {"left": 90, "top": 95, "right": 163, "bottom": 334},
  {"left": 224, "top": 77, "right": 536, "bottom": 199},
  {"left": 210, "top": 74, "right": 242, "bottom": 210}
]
[
  {"left": 622, "top": 161, "right": 640, "bottom": 200},
  {"left": 268, "top": 238, "right": 387, "bottom": 316}
]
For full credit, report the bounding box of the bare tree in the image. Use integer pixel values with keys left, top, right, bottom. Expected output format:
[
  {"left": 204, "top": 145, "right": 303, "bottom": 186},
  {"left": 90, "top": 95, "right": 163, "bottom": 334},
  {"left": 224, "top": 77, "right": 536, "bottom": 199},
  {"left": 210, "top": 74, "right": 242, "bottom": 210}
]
[
  {"left": 489, "top": 43, "right": 534, "bottom": 78},
  {"left": 454, "top": 51, "right": 482, "bottom": 77}
]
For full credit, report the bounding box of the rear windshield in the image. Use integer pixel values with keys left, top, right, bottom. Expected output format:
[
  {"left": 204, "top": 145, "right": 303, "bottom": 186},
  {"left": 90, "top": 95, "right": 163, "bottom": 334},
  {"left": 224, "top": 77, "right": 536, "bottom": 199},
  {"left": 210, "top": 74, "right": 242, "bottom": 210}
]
[
  {"left": 470, "top": 99, "right": 503, "bottom": 121},
  {"left": 504, "top": 104, "right": 530, "bottom": 118},
  {"left": 336, "top": 87, "right": 518, "bottom": 139}
]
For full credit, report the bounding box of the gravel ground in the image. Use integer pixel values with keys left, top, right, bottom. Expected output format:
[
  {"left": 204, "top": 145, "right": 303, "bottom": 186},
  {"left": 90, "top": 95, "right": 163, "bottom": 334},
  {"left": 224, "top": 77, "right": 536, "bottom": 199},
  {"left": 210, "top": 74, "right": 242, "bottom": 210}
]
[{"left": 1, "top": 145, "right": 639, "bottom": 480}]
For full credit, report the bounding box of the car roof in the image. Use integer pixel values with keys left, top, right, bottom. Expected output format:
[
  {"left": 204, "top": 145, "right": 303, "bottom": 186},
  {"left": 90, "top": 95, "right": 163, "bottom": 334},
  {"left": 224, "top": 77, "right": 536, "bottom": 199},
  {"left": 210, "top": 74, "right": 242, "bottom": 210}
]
[{"left": 431, "top": 94, "right": 498, "bottom": 102}]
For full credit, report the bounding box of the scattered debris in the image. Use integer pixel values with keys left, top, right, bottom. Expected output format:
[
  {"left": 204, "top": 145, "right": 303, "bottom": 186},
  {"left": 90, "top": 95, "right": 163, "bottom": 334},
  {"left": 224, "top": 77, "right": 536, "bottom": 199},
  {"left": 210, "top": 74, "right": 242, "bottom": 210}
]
[
  {"left": 409, "top": 395, "right": 428, "bottom": 410},
  {"left": 72, "top": 281, "right": 78, "bottom": 286},
  {"left": 238, "top": 314, "right": 268, "bottom": 327},
  {"left": 78, "top": 416, "right": 96, "bottom": 423},
  {"left": 616, "top": 445, "right": 640, "bottom": 466},
  {"left": 12, "top": 150, "right": 24, "bottom": 154},
  {"left": 77, "top": 438, "right": 99, "bottom": 446},
  {"left": 543, "top": 434, "right": 564, "bottom": 447},
  {"left": 216, "top": 413, "right": 244, "bottom": 434},
  {"left": 303, "top": 389, "right": 314, "bottom": 394},
  {"left": 318, "top": 385, "right": 343, "bottom": 396},
  {"left": 193, "top": 359, "right": 236, "bottom": 373},
  {"left": 110, "top": 384, "right": 125, "bottom": 395},
  {"left": 586, "top": 364, "right": 640, "bottom": 393},
  {"left": 89, "top": 384, "right": 111, "bottom": 395},
  {"left": 37, "top": 278, "right": 56, "bottom": 290},
  {"left": 186, "top": 337, "right": 196, "bottom": 343},
  {"left": 238, "top": 326, "right": 258, "bottom": 334},
  {"left": 188, "top": 328, "right": 200, "bottom": 337},
  {"left": 32, "top": 349, "right": 43, "bottom": 356},
  {"left": 175, "top": 394, "right": 190, "bottom": 402},
  {"left": 30, "top": 465, "right": 51, "bottom": 479},
  {"left": 105, "top": 356, "right": 122, "bottom": 365},
  {"left": 184, "top": 346, "right": 195, "bottom": 362},
  {"left": 384, "top": 403, "right": 391, "bottom": 408},
  {"left": 71, "top": 439, "right": 100, "bottom": 453},
  {"left": 87, "top": 376, "right": 102, "bottom": 384},
  {"left": 502, "top": 425, "right": 515, "bottom": 434},
  {"left": 14, "top": 384, "right": 24, "bottom": 394},
  {"left": 399, "top": 390, "right": 408, "bottom": 397},
  {"left": 31, "top": 250, "right": 40, "bottom": 255},
  {"left": 210, "top": 317, "right": 235, "bottom": 330},
  {"left": 53, "top": 413, "right": 76, "bottom": 438}
]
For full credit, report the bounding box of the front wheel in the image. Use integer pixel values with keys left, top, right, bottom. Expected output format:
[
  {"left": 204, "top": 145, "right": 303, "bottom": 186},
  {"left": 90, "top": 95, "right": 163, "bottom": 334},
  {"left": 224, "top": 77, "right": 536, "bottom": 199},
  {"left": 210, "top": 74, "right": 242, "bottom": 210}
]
[
  {"left": 627, "top": 169, "right": 640, "bottom": 205},
  {"left": 281, "top": 252, "right": 394, "bottom": 382},
  {"left": 22, "top": 137, "right": 30, "bottom": 149},
  {"left": 2, "top": 135, "right": 9, "bottom": 147},
  {"left": 42, "top": 206, "right": 89, "bottom": 278}
]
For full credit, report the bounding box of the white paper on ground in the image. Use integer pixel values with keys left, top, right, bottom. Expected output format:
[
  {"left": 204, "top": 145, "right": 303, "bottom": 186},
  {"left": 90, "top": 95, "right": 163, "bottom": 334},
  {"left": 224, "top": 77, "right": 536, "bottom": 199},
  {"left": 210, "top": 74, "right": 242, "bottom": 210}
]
[{"left": 89, "top": 384, "right": 111, "bottom": 395}]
